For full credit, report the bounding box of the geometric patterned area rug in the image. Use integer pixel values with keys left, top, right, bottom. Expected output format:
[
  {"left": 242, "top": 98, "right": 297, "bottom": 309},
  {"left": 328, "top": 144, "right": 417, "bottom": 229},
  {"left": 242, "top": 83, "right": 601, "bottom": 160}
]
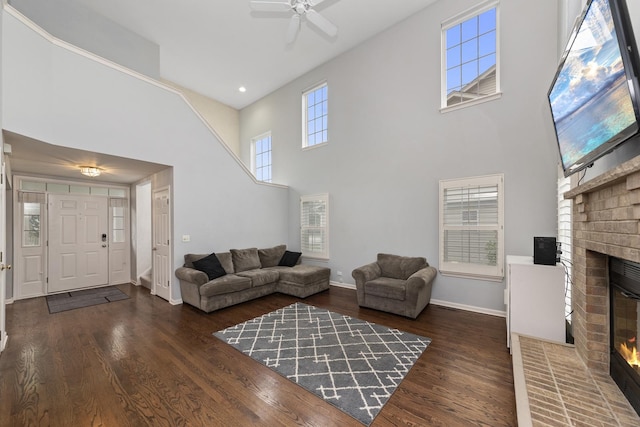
[
  {"left": 46, "top": 286, "right": 129, "bottom": 314},
  {"left": 213, "top": 302, "right": 431, "bottom": 425}
]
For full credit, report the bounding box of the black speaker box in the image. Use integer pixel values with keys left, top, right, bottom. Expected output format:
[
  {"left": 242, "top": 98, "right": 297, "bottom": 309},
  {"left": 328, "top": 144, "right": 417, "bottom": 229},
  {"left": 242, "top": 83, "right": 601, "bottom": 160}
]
[{"left": 534, "top": 237, "right": 557, "bottom": 265}]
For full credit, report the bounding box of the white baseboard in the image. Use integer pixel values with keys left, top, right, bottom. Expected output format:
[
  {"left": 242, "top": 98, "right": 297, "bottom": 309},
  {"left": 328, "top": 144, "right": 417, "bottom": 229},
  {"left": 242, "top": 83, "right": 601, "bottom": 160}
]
[
  {"left": 170, "top": 298, "right": 183, "bottom": 306},
  {"left": 330, "top": 281, "right": 355, "bottom": 290},
  {"left": 430, "top": 298, "right": 506, "bottom": 318}
]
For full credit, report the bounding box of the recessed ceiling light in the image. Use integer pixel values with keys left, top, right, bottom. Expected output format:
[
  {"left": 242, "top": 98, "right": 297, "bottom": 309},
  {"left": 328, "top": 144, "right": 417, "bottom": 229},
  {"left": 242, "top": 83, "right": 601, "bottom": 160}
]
[{"left": 239, "top": 86, "right": 247, "bottom": 93}]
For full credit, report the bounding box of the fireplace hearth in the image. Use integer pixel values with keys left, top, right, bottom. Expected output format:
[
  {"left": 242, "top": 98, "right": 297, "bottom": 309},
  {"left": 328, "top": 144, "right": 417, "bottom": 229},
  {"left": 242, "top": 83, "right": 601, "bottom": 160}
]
[{"left": 610, "top": 256, "right": 640, "bottom": 415}]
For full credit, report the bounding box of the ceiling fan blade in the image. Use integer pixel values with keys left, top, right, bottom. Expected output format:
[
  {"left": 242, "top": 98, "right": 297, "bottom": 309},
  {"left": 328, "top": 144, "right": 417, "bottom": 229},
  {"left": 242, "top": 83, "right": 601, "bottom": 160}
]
[
  {"left": 249, "top": 1, "right": 291, "bottom": 12},
  {"left": 306, "top": 9, "right": 337, "bottom": 37},
  {"left": 308, "top": 0, "right": 328, "bottom": 6},
  {"left": 286, "top": 14, "right": 301, "bottom": 44}
]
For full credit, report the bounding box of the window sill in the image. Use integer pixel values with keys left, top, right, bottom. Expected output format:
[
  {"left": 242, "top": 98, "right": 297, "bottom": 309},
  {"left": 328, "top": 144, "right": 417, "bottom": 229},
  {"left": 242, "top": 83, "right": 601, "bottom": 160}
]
[
  {"left": 440, "top": 92, "right": 502, "bottom": 114},
  {"left": 439, "top": 270, "right": 504, "bottom": 282},
  {"left": 302, "top": 141, "right": 328, "bottom": 151}
]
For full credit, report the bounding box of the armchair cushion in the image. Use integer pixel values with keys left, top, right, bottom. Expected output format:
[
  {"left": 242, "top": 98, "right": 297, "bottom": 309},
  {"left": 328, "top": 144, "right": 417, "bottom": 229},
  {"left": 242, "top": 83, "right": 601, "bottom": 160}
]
[
  {"left": 364, "top": 277, "right": 406, "bottom": 301},
  {"left": 377, "top": 253, "right": 428, "bottom": 280}
]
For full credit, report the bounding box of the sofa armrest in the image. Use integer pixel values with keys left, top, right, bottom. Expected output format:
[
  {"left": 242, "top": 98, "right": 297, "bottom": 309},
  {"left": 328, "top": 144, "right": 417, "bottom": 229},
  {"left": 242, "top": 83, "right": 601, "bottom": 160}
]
[
  {"left": 405, "top": 266, "right": 437, "bottom": 299},
  {"left": 175, "top": 266, "right": 208, "bottom": 286},
  {"left": 351, "top": 262, "right": 382, "bottom": 287}
]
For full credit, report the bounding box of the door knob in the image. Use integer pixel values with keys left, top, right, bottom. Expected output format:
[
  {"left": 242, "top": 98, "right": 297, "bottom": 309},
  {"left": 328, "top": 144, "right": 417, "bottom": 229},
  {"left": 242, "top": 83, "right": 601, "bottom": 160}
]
[{"left": 0, "top": 264, "right": 12, "bottom": 271}]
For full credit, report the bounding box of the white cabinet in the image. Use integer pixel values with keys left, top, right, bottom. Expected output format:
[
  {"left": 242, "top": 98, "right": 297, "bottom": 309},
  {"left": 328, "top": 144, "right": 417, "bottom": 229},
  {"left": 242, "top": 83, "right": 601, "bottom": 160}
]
[{"left": 505, "top": 255, "right": 566, "bottom": 349}]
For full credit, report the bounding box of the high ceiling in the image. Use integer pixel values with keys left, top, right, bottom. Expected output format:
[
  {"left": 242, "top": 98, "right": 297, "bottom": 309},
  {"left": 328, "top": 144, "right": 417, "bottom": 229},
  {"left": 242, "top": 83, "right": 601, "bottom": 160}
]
[
  {"left": 72, "top": 0, "right": 439, "bottom": 109},
  {"left": 4, "top": 0, "right": 439, "bottom": 183}
]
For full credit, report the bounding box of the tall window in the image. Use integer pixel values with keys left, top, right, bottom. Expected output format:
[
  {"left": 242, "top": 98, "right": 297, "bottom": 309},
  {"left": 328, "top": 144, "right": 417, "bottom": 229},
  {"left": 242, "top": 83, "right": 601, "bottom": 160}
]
[
  {"left": 442, "top": 1, "right": 499, "bottom": 108},
  {"left": 18, "top": 192, "right": 45, "bottom": 247},
  {"left": 439, "top": 174, "right": 504, "bottom": 280},
  {"left": 300, "top": 193, "right": 329, "bottom": 259},
  {"left": 111, "top": 199, "right": 127, "bottom": 243},
  {"left": 302, "top": 82, "right": 328, "bottom": 148},
  {"left": 252, "top": 132, "right": 272, "bottom": 183},
  {"left": 23, "top": 202, "right": 41, "bottom": 247}
]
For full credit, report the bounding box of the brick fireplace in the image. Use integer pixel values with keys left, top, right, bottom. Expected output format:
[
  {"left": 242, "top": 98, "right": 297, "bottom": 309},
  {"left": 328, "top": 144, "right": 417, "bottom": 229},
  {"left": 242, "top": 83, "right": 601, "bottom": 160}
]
[{"left": 565, "top": 156, "right": 640, "bottom": 400}]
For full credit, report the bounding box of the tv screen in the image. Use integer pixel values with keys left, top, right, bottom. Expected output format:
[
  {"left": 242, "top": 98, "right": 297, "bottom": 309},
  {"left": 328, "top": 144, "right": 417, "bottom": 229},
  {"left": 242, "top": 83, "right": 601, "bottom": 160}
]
[{"left": 548, "top": 0, "right": 640, "bottom": 177}]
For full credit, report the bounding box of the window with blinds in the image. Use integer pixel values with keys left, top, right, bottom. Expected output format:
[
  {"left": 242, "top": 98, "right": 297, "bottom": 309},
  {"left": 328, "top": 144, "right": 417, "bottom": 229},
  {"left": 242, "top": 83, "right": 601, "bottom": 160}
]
[
  {"left": 300, "top": 193, "right": 329, "bottom": 259},
  {"left": 439, "top": 174, "right": 504, "bottom": 280}
]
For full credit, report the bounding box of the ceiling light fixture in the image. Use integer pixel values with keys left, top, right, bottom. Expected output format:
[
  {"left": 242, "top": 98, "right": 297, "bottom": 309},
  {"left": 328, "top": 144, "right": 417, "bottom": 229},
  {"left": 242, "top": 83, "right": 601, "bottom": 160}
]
[
  {"left": 80, "top": 166, "right": 102, "bottom": 177},
  {"left": 239, "top": 86, "right": 247, "bottom": 93}
]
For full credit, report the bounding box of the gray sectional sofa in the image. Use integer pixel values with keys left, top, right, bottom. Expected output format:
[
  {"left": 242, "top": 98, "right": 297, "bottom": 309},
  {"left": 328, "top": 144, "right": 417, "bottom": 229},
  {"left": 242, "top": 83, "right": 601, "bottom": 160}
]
[{"left": 175, "top": 245, "right": 330, "bottom": 312}]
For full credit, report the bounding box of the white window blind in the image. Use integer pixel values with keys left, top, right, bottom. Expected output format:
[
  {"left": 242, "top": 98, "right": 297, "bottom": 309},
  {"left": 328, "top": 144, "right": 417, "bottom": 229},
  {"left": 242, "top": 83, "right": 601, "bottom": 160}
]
[
  {"left": 300, "top": 193, "right": 329, "bottom": 259},
  {"left": 439, "top": 174, "right": 504, "bottom": 280}
]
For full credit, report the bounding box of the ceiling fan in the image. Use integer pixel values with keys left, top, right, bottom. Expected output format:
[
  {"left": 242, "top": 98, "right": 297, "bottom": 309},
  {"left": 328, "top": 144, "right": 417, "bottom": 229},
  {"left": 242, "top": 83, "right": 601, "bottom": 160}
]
[{"left": 250, "top": 0, "right": 338, "bottom": 44}]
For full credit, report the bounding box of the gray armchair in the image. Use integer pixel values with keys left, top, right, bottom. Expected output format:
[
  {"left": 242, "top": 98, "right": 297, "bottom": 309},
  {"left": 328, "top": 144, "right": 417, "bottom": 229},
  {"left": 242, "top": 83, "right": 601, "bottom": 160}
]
[{"left": 352, "top": 253, "right": 437, "bottom": 319}]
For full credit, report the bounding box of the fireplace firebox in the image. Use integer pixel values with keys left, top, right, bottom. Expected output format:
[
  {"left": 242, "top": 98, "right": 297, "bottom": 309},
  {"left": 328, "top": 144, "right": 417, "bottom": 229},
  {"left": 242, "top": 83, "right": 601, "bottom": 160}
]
[{"left": 610, "top": 256, "right": 640, "bottom": 416}]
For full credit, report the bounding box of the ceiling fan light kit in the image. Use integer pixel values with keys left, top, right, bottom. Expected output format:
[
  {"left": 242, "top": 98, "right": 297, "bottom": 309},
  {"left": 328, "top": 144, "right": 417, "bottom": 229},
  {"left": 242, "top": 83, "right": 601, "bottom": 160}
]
[{"left": 250, "top": 0, "right": 338, "bottom": 44}]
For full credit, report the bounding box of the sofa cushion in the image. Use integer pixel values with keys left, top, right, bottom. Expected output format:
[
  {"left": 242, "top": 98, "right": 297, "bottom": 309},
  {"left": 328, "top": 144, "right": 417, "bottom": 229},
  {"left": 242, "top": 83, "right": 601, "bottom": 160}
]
[
  {"left": 279, "top": 250, "right": 302, "bottom": 267},
  {"left": 231, "top": 248, "right": 261, "bottom": 272},
  {"left": 236, "top": 269, "right": 280, "bottom": 287},
  {"left": 184, "top": 253, "right": 208, "bottom": 269},
  {"left": 364, "top": 277, "right": 406, "bottom": 301},
  {"left": 185, "top": 252, "right": 234, "bottom": 274},
  {"left": 192, "top": 253, "right": 226, "bottom": 280},
  {"left": 216, "top": 252, "right": 235, "bottom": 274},
  {"left": 258, "top": 245, "right": 287, "bottom": 268},
  {"left": 200, "top": 274, "right": 252, "bottom": 297},
  {"left": 377, "top": 253, "right": 428, "bottom": 280},
  {"left": 276, "top": 265, "right": 330, "bottom": 286}
]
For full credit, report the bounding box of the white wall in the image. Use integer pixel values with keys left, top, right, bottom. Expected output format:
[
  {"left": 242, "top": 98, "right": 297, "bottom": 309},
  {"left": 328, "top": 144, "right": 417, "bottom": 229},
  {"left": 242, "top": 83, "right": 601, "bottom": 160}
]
[
  {"left": 8, "top": 0, "right": 160, "bottom": 79},
  {"left": 1, "top": 8, "right": 290, "bottom": 303},
  {"left": 239, "top": 0, "right": 561, "bottom": 314}
]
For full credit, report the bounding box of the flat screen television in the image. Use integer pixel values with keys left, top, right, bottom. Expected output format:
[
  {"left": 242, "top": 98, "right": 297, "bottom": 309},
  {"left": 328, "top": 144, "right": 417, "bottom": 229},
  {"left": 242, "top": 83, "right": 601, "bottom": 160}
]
[{"left": 548, "top": 0, "right": 640, "bottom": 177}]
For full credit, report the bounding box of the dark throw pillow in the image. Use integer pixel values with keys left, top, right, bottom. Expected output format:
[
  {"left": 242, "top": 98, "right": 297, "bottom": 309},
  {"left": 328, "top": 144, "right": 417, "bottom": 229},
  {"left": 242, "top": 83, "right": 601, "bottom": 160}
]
[
  {"left": 279, "top": 250, "right": 302, "bottom": 267},
  {"left": 192, "top": 252, "right": 227, "bottom": 280}
]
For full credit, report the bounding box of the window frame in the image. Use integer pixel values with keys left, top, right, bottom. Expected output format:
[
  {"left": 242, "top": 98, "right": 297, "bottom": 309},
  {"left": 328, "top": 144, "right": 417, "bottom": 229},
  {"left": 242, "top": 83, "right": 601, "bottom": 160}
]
[
  {"left": 441, "top": 0, "right": 501, "bottom": 112},
  {"left": 439, "top": 173, "right": 504, "bottom": 281},
  {"left": 300, "top": 193, "right": 329, "bottom": 260},
  {"left": 251, "top": 131, "right": 272, "bottom": 183},
  {"left": 301, "top": 81, "right": 328, "bottom": 149}
]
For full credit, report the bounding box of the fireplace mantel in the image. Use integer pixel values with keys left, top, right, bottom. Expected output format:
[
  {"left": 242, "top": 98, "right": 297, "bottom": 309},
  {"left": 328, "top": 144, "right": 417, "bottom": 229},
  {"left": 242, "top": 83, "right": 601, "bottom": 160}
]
[{"left": 566, "top": 155, "right": 640, "bottom": 200}]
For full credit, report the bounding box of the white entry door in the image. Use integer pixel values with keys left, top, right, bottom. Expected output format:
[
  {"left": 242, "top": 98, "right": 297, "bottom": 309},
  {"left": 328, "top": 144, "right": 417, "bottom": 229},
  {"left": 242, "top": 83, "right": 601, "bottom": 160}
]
[
  {"left": 152, "top": 187, "right": 171, "bottom": 301},
  {"left": 48, "top": 194, "right": 109, "bottom": 293}
]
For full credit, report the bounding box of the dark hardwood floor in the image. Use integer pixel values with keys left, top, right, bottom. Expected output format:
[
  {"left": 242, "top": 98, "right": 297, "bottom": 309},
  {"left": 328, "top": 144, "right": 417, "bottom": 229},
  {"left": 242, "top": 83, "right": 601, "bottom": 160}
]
[{"left": 0, "top": 284, "right": 516, "bottom": 426}]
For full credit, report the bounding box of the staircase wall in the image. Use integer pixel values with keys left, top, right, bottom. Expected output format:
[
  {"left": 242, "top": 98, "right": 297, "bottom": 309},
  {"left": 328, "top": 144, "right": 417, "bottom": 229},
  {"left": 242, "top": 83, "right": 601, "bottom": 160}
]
[{"left": 1, "top": 6, "right": 289, "bottom": 303}]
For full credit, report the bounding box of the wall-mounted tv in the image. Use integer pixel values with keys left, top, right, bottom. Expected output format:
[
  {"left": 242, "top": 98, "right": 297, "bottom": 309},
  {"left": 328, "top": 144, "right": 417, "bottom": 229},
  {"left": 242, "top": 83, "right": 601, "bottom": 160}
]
[{"left": 548, "top": 0, "right": 640, "bottom": 177}]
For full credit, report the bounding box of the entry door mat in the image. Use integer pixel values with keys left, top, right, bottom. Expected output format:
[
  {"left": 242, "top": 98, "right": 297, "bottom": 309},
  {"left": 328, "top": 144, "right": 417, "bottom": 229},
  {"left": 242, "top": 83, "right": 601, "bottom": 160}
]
[
  {"left": 213, "top": 302, "right": 431, "bottom": 425},
  {"left": 46, "top": 286, "right": 129, "bottom": 314}
]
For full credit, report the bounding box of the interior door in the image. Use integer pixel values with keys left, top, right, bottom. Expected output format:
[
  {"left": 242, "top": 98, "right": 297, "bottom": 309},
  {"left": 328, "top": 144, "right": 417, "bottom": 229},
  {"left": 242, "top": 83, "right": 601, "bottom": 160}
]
[
  {"left": 152, "top": 187, "right": 171, "bottom": 301},
  {"left": 48, "top": 194, "right": 108, "bottom": 293}
]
